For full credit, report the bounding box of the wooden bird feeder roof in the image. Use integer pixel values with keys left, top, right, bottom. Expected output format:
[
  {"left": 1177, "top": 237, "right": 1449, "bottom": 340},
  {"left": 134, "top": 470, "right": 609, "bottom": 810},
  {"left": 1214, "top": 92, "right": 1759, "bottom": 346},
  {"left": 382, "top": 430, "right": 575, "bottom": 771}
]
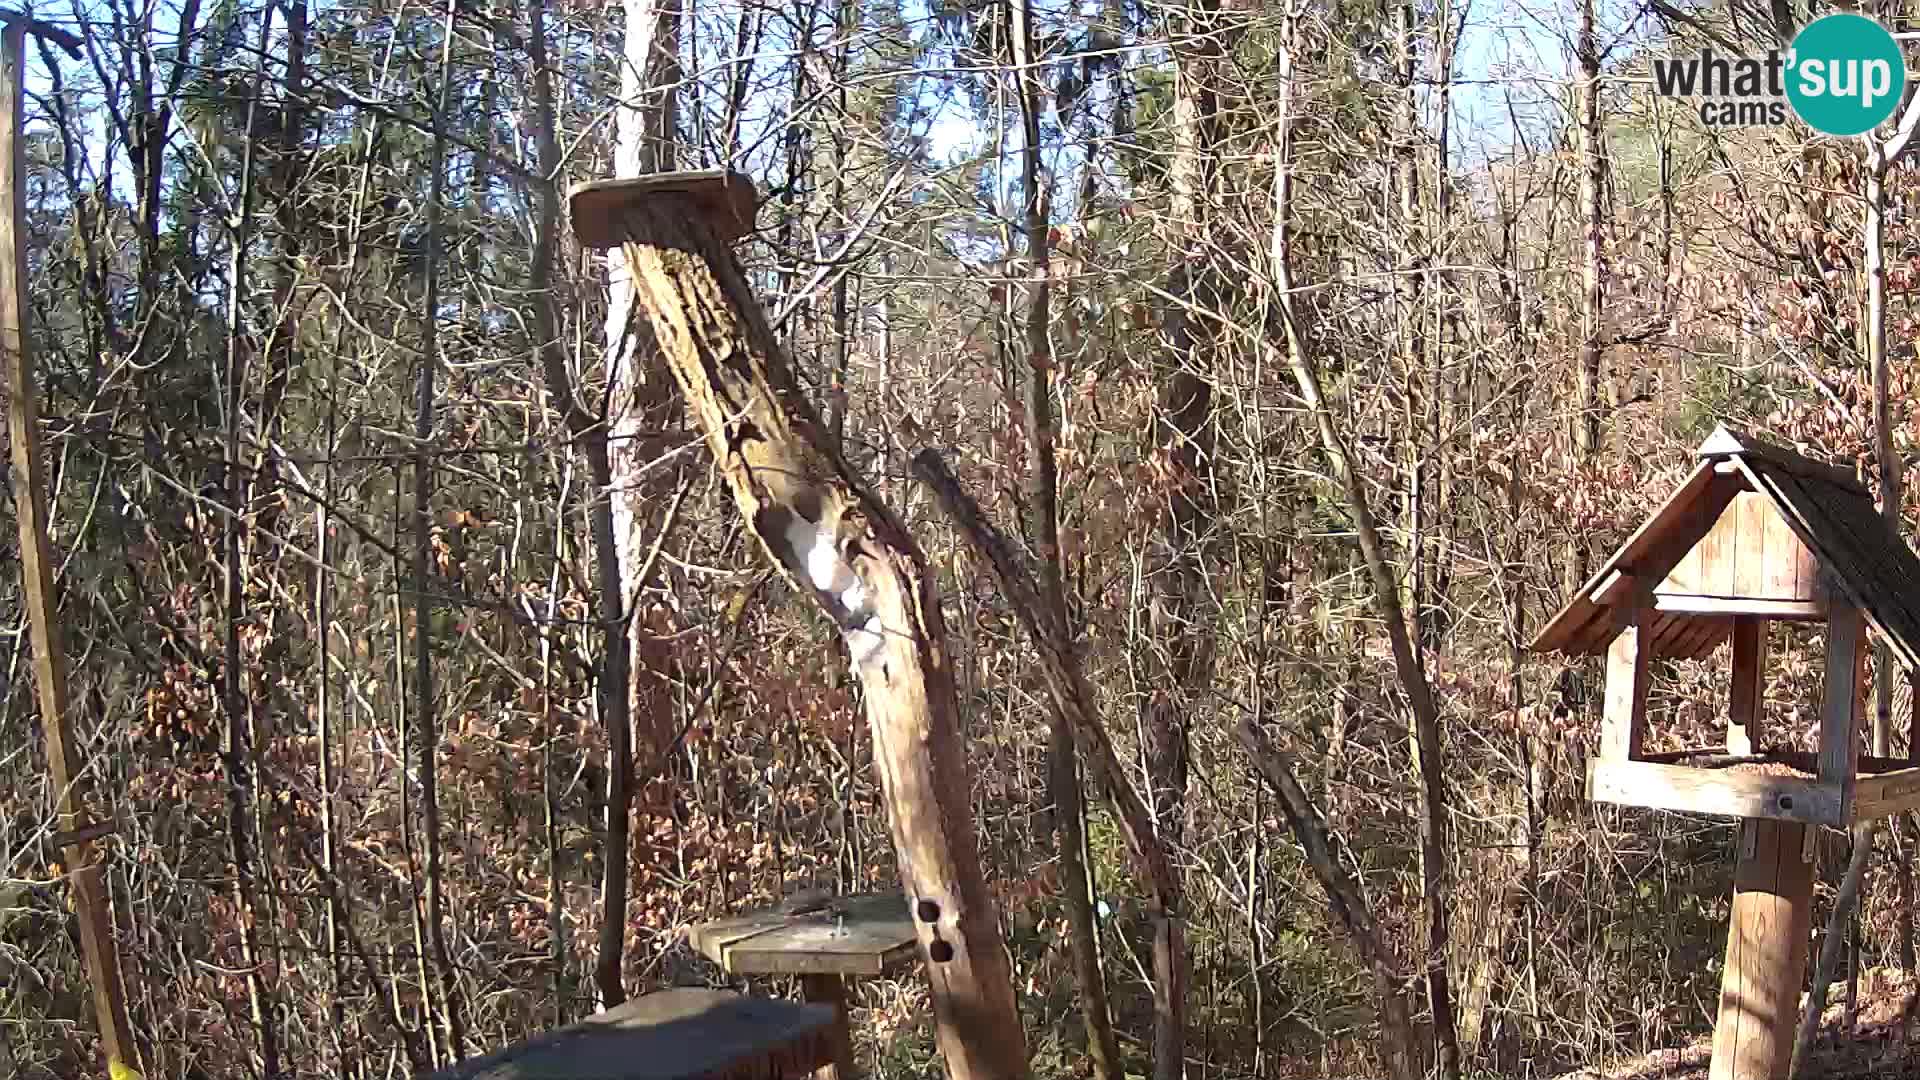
[
  {"left": 568, "top": 170, "right": 759, "bottom": 249},
  {"left": 1530, "top": 424, "right": 1920, "bottom": 672}
]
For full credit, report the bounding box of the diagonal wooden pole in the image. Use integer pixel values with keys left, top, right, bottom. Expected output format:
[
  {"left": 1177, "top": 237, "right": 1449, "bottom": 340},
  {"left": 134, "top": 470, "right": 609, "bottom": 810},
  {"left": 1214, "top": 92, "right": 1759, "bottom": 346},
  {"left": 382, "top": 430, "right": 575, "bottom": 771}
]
[{"left": 0, "top": 17, "right": 142, "bottom": 1080}]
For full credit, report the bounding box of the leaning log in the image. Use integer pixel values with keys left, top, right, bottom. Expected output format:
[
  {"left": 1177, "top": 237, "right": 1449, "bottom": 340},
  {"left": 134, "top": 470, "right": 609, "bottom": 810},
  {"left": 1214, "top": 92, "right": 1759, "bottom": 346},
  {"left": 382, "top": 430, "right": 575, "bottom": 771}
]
[{"left": 569, "top": 170, "right": 1031, "bottom": 1080}]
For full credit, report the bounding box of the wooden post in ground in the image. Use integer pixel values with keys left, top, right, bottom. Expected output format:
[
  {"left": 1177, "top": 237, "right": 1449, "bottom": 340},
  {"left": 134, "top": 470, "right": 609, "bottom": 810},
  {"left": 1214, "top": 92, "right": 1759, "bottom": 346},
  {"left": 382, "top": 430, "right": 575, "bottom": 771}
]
[
  {"left": 570, "top": 171, "right": 1031, "bottom": 1080},
  {"left": 0, "top": 15, "right": 142, "bottom": 1080},
  {"left": 1709, "top": 818, "right": 1814, "bottom": 1080}
]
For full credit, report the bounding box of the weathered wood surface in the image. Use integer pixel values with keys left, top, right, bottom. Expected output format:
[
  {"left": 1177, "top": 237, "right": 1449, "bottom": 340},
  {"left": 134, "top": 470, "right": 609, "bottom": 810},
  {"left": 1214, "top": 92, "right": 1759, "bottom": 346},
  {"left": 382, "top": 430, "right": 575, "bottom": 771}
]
[
  {"left": 1594, "top": 755, "right": 1920, "bottom": 824},
  {"left": 1600, "top": 611, "right": 1650, "bottom": 763},
  {"left": 429, "top": 989, "right": 834, "bottom": 1080},
  {"left": 569, "top": 170, "right": 1030, "bottom": 1080},
  {"left": 1708, "top": 819, "right": 1813, "bottom": 1080},
  {"left": 570, "top": 171, "right": 756, "bottom": 246},
  {"left": 1658, "top": 491, "right": 1819, "bottom": 604},
  {"left": 1586, "top": 759, "right": 1844, "bottom": 826},
  {"left": 800, "top": 974, "right": 855, "bottom": 1080},
  {"left": 1818, "top": 603, "right": 1865, "bottom": 817},
  {"left": 1726, "top": 617, "right": 1767, "bottom": 756},
  {"left": 687, "top": 893, "right": 918, "bottom": 977}
]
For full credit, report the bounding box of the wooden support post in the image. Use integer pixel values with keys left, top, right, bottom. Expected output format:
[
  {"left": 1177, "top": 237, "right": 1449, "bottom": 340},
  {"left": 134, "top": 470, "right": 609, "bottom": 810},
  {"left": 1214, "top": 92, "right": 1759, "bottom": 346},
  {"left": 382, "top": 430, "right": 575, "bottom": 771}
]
[
  {"left": 1602, "top": 610, "right": 1651, "bottom": 762},
  {"left": 801, "top": 974, "right": 856, "bottom": 1080},
  {"left": 1728, "top": 617, "right": 1768, "bottom": 756},
  {"left": 569, "top": 172, "right": 1030, "bottom": 1080},
  {"left": 1709, "top": 818, "right": 1814, "bottom": 1080},
  {"left": 0, "top": 20, "right": 141, "bottom": 1080},
  {"left": 1820, "top": 604, "right": 1865, "bottom": 816}
]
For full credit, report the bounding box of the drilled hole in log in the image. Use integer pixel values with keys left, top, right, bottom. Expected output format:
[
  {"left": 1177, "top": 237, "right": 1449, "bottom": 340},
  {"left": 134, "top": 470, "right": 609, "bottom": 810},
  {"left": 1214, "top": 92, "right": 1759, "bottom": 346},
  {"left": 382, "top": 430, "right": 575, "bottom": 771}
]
[
  {"left": 929, "top": 940, "right": 954, "bottom": 963},
  {"left": 916, "top": 899, "right": 940, "bottom": 923},
  {"left": 1778, "top": 795, "right": 1795, "bottom": 811}
]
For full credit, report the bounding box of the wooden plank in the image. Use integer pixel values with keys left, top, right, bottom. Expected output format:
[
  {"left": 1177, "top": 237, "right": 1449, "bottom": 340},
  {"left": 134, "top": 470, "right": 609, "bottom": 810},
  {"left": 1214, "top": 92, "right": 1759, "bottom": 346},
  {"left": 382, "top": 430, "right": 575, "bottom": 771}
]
[
  {"left": 1732, "top": 492, "right": 1769, "bottom": 598},
  {"left": 0, "top": 23, "right": 140, "bottom": 1080},
  {"left": 689, "top": 893, "right": 919, "bottom": 978},
  {"left": 1652, "top": 596, "right": 1825, "bottom": 619},
  {"left": 431, "top": 988, "right": 836, "bottom": 1080},
  {"left": 1728, "top": 617, "right": 1767, "bottom": 756},
  {"left": 1708, "top": 818, "right": 1814, "bottom": 1080},
  {"left": 1665, "top": 544, "right": 1705, "bottom": 596},
  {"left": 1593, "top": 569, "right": 1637, "bottom": 606},
  {"left": 1820, "top": 603, "right": 1866, "bottom": 817},
  {"left": 1697, "top": 493, "right": 1735, "bottom": 596},
  {"left": 569, "top": 171, "right": 758, "bottom": 247},
  {"left": 1585, "top": 760, "right": 1844, "bottom": 825},
  {"left": 1602, "top": 613, "right": 1652, "bottom": 762},
  {"left": 1850, "top": 765, "right": 1920, "bottom": 822}
]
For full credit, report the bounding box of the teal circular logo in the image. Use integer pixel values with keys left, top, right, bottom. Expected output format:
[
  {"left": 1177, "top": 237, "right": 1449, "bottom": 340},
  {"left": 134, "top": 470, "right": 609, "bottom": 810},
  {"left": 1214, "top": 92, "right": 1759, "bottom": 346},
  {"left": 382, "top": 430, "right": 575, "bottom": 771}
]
[{"left": 1787, "top": 14, "right": 1906, "bottom": 136}]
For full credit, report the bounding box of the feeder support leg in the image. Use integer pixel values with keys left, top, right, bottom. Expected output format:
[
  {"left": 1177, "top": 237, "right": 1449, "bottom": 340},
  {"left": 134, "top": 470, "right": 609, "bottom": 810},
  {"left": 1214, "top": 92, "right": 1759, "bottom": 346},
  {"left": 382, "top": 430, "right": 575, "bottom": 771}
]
[{"left": 1709, "top": 817, "right": 1814, "bottom": 1080}]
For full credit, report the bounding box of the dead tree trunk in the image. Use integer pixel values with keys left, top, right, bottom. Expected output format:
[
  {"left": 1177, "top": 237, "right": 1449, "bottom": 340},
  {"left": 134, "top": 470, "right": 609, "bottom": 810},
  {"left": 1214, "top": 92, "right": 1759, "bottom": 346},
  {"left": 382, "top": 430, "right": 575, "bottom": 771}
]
[{"left": 570, "top": 171, "right": 1030, "bottom": 1080}]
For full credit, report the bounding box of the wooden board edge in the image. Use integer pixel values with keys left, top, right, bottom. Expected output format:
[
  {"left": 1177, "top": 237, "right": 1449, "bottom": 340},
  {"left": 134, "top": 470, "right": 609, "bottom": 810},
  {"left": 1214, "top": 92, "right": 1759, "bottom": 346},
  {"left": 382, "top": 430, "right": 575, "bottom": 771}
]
[{"left": 1586, "top": 759, "right": 1844, "bottom": 826}]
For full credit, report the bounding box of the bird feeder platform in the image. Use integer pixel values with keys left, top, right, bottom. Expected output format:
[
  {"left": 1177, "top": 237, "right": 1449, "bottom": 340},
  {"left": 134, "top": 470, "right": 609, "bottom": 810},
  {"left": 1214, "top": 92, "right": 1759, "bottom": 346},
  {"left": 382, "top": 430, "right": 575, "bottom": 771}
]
[
  {"left": 687, "top": 893, "right": 918, "bottom": 1080},
  {"left": 1531, "top": 424, "right": 1920, "bottom": 828},
  {"left": 428, "top": 987, "right": 835, "bottom": 1080},
  {"left": 569, "top": 170, "right": 758, "bottom": 248},
  {"left": 1532, "top": 424, "right": 1920, "bottom": 1080}
]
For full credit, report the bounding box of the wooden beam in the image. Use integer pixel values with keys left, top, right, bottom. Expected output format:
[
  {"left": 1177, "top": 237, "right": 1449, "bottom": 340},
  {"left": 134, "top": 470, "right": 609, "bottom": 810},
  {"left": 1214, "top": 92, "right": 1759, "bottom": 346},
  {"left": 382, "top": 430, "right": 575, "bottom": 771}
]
[
  {"left": 1727, "top": 618, "right": 1768, "bottom": 756},
  {"left": 1586, "top": 760, "right": 1845, "bottom": 825},
  {"left": 1602, "top": 612, "right": 1652, "bottom": 762},
  {"left": 1708, "top": 818, "right": 1814, "bottom": 1080},
  {"left": 1593, "top": 569, "right": 1638, "bottom": 606},
  {"left": 1850, "top": 766, "right": 1920, "bottom": 822},
  {"left": 0, "top": 22, "right": 140, "bottom": 1080},
  {"left": 1820, "top": 603, "right": 1866, "bottom": 818},
  {"left": 1651, "top": 595, "right": 1826, "bottom": 619},
  {"left": 801, "top": 975, "right": 856, "bottom": 1080}
]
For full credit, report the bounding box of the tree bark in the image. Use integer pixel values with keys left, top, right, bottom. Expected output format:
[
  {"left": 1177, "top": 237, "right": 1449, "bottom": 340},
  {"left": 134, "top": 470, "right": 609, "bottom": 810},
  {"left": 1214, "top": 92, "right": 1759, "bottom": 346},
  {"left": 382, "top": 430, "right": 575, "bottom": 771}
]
[
  {"left": 1266, "top": 12, "right": 1458, "bottom": 1075},
  {"left": 593, "top": 176, "right": 1031, "bottom": 1080},
  {"left": 912, "top": 450, "right": 1183, "bottom": 1040},
  {"left": 1009, "top": 0, "right": 1121, "bottom": 1074},
  {"left": 1235, "top": 721, "right": 1420, "bottom": 1080},
  {"left": 593, "top": 0, "right": 684, "bottom": 1007}
]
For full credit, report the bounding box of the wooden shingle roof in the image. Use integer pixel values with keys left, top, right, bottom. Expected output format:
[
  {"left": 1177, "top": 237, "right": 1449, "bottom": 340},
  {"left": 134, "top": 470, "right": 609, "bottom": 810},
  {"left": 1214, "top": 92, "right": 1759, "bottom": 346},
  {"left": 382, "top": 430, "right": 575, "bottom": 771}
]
[{"left": 1530, "top": 424, "right": 1920, "bottom": 671}]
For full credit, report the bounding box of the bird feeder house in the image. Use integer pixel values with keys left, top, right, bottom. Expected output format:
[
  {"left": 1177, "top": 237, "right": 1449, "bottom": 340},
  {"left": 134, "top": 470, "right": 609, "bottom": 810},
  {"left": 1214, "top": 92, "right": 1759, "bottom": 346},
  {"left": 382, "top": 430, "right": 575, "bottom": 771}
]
[{"left": 1531, "top": 424, "right": 1920, "bottom": 1080}]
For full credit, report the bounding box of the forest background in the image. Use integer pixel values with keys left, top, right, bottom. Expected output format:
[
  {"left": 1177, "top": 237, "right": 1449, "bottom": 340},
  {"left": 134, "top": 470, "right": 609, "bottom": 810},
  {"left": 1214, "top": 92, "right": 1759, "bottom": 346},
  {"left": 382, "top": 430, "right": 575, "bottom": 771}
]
[{"left": 4, "top": 0, "right": 1917, "bottom": 1075}]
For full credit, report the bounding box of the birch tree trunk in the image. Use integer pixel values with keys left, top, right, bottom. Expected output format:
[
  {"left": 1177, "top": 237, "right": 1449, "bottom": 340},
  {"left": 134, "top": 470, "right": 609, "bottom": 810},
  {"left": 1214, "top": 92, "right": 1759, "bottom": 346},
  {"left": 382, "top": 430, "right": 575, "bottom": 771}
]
[{"left": 593, "top": 0, "right": 684, "bottom": 1007}]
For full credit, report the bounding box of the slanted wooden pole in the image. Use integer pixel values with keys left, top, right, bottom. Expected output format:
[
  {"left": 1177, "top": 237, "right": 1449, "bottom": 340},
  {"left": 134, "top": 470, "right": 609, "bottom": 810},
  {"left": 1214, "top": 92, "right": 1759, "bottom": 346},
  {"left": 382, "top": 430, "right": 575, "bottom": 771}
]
[
  {"left": 0, "top": 18, "right": 142, "bottom": 1080},
  {"left": 569, "top": 172, "right": 1031, "bottom": 1080},
  {"left": 1709, "top": 818, "right": 1814, "bottom": 1080}
]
